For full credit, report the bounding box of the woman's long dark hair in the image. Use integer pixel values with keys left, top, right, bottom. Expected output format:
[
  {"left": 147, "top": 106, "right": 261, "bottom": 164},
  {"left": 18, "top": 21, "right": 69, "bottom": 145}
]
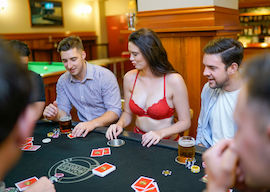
[{"left": 129, "top": 28, "right": 176, "bottom": 76}]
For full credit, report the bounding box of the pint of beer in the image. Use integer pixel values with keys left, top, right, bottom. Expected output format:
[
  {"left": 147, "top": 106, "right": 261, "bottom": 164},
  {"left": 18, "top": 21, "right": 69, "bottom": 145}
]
[
  {"left": 177, "top": 136, "right": 195, "bottom": 164},
  {"left": 59, "top": 115, "right": 72, "bottom": 134}
]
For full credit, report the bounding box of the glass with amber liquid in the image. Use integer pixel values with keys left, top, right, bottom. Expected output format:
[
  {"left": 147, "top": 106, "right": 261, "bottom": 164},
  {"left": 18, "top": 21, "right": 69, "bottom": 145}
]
[
  {"left": 59, "top": 115, "right": 72, "bottom": 134},
  {"left": 177, "top": 136, "right": 195, "bottom": 164}
]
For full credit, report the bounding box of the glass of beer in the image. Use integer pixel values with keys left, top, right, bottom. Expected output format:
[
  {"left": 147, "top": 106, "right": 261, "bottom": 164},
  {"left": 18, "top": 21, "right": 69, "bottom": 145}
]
[
  {"left": 177, "top": 136, "right": 195, "bottom": 164},
  {"left": 59, "top": 115, "right": 72, "bottom": 134}
]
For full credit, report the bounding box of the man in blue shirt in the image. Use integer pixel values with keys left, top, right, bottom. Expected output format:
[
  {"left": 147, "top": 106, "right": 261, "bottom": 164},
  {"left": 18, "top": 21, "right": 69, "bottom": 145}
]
[
  {"left": 43, "top": 36, "right": 121, "bottom": 137},
  {"left": 196, "top": 38, "right": 243, "bottom": 148},
  {"left": 203, "top": 53, "right": 270, "bottom": 192}
]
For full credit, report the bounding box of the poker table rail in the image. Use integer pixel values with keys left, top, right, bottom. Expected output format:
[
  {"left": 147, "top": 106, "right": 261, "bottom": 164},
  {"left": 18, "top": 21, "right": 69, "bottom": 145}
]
[{"left": 71, "top": 121, "right": 207, "bottom": 155}]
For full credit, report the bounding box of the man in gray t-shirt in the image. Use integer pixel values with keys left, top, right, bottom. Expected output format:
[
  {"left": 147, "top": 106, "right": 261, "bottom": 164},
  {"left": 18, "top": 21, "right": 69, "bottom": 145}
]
[{"left": 43, "top": 36, "right": 121, "bottom": 137}]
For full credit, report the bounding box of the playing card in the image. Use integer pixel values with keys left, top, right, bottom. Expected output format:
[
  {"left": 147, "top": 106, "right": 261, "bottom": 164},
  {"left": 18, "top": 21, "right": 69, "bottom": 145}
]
[
  {"left": 145, "top": 182, "right": 160, "bottom": 192},
  {"left": 133, "top": 187, "right": 144, "bottom": 192},
  {"left": 131, "top": 176, "right": 154, "bottom": 190},
  {"left": 133, "top": 184, "right": 155, "bottom": 192},
  {"left": 100, "top": 147, "right": 111, "bottom": 155},
  {"left": 144, "top": 182, "right": 155, "bottom": 190},
  {"left": 92, "top": 163, "right": 116, "bottom": 177},
  {"left": 200, "top": 174, "right": 208, "bottom": 183},
  {"left": 90, "top": 149, "right": 104, "bottom": 157},
  {"left": 21, "top": 145, "right": 41, "bottom": 151},
  {"left": 24, "top": 137, "right": 34, "bottom": 143},
  {"left": 15, "top": 176, "right": 38, "bottom": 191},
  {"left": 67, "top": 133, "right": 75, "bottom": 139},
  {"left": 20, "top": 141, "right": 33, "bottom": 149}
]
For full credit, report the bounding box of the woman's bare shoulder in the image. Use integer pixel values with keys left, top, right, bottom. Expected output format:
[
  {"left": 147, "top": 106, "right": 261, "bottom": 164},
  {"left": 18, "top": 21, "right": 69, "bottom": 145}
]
[
  {"left": 124, "top": 69, "right": 138, "bottom": 82},
  {"left": 166, "top": 72, "right": 185, "bottom": 86}
]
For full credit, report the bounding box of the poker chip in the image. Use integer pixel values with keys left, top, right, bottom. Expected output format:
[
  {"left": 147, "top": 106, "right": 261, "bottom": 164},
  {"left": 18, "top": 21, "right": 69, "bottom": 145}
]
[
  {"left": 42, "top": 138, "right": 51, "bottom": 143},
  {"left": 185, "top": 158, "right": 196, "bottom": 169},
  {"left": 47, "top": 132, "right": 54, "bottom": 137},
  {"left": 54, "top": 173, "right": 64, "bottom": 179},
  {"left": 162, "top": 170, "right": 172, "bottom": 176},
  {"left": 191, "top": 165, "right": 200, "bottom": 173},
  {"left": 49, "top": 176, "right": 58, "bottom": 183}
]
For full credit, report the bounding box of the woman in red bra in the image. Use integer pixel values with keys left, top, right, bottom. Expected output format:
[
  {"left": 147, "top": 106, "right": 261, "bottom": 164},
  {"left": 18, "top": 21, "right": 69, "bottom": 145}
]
[{"left": 106, "top": 28, "right": 191, "bottom": 147}]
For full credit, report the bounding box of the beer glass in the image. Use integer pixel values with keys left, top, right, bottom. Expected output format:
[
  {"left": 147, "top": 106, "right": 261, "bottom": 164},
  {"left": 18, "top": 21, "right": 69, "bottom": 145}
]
[
  {"left": 59, "top": 115, "right": 72, "bottom": 134},
  {"left": 177, "top": 136, "right": 195, "bottom": 164}
]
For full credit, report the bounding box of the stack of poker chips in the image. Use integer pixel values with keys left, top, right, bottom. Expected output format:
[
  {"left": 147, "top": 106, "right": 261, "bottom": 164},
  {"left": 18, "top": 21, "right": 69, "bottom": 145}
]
[
  {"left": 191, "top": 165, "right": 200, "bottom": 173},
  {"left": 47, "top": 128, "right": 60, "bottom": 138},
  {"left": 185, "top": 158, "right": 201, "bottom": 173},
  {"left": 185, "top": 158, "right": 196, "bottom": 169}
]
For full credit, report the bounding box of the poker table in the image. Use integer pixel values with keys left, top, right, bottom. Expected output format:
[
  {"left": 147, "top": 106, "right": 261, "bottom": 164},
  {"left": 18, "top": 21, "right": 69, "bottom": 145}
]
[{"left": 4, "top": 121, "right": 207, "bottom": 192}]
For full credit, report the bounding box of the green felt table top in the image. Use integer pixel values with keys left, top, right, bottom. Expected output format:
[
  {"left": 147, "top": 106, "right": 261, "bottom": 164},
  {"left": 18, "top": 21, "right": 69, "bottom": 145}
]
[
  {"left": 4, "top": 121, "right": 206, "bottom": 192},
  {"left": 28, "top": 61, "right": 66, "bottom": 76}
]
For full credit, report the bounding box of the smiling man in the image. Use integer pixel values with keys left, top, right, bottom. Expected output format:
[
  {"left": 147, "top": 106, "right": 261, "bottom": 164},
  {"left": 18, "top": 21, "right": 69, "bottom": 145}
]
[
  {"left": 43, "top": 36, "right": 121, "bottom": 137},
  {"left": 203, "top": 53, "right": 270, "bottom": 192},
  {"left": 196, "top": 38, "right": 243, "bottom": 148}
]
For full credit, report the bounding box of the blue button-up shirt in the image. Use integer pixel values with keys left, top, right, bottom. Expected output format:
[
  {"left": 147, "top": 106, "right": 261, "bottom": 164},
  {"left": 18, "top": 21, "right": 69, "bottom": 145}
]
[
  {"left": 196, "top": 83, "right": 238, "bottom": 148},
  {"left": 56, "top": 62, "right": 121, "bottom": 121}
]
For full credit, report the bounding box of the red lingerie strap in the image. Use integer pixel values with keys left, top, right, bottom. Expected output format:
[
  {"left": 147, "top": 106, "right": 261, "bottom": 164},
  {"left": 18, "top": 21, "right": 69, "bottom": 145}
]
[
  {"left": 164, "top": 74, "right": 166, "bottom": 97},
  {"left": 130, "top": 71, "right": 140, "bottom": 98}
]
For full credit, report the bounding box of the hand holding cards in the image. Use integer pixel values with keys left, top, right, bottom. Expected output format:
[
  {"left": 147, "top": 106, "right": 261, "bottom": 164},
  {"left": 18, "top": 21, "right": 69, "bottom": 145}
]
[{"left": 15, "top": 176, "right": 38, "bottom": 191}]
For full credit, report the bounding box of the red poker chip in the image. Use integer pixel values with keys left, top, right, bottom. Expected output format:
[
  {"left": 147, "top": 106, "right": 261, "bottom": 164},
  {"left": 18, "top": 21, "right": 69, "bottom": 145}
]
[{"left": 54, "top": 173, "right": 64, "bottom": 178}]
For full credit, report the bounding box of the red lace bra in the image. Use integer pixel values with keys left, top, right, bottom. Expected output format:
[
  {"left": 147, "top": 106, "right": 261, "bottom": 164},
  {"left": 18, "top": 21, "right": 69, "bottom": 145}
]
[{"left": 129, "top": 71, "right": 175, "bottom": 120}]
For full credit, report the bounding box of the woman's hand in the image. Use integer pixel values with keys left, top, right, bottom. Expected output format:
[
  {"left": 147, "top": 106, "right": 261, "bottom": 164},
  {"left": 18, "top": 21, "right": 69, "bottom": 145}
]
[
  {"left": 106, "top": 124, "right": 123, "bottom": 140},
  {"left": 141, "top": 130, "right": 162, "bottom": 147}
]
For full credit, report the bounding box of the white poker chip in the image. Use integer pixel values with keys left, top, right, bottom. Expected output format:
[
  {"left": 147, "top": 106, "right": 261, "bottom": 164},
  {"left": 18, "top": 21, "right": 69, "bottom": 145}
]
[
  {"left": 162, "top": 170, "right": 172, "bottom": 176},
  {"left": 42, "top": 138, "right": 51, "bottom": 143}
]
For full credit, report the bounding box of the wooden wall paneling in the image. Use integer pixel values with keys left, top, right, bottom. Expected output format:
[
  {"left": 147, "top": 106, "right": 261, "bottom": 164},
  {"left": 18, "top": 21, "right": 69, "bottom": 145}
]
[
  {"left": 161, "top": 37, "right": 186, "bottom": 79},
  {"left": 243, "top": 48, "right": 270, "bottom": 62},
  {"left": 42, "top": 72, "right": 64, "bottom": 106},
  {"left": 137, "top": 12, "right": 215, "bottom": 30},
  {"left": 1, "top": 32, "right": 97, "bottom": 62},
  {"left": 214, "top": 7, "right": 240, "bottom": 27},
  {"left": 183, "top": 37, "right": 204, "bottom": 138},
  {"left": 239, "top": 0, "right": 270, "bottom": 8},
  {"left": 160, "top": 35, "right": 210, "bottom": 138},
  {"left": 136, "top": 6, "right": 240, "bottom": 31}
]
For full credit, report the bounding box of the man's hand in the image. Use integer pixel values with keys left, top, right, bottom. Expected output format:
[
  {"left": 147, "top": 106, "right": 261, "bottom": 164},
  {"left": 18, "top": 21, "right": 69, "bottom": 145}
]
[
  {"left": 43, "top": 101, "right": 58, "bottom": 121},
  {"left": 72, "top": 122, "right": 95, "bottom": 137},
  {"left": 141, "top": 130, "right": 162, "bottom": 148},
  {"left": 198, "top": 143, "right": 205, "bottom": 147},
  {"left": 105, "top": 124, "right": 123, "bottom": 140},
  {"left": 203, "top": 139, "right": 238, "bottom": 192},
  {"left": 25, "top": 177, "right": 55, "bottom": 192}
]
